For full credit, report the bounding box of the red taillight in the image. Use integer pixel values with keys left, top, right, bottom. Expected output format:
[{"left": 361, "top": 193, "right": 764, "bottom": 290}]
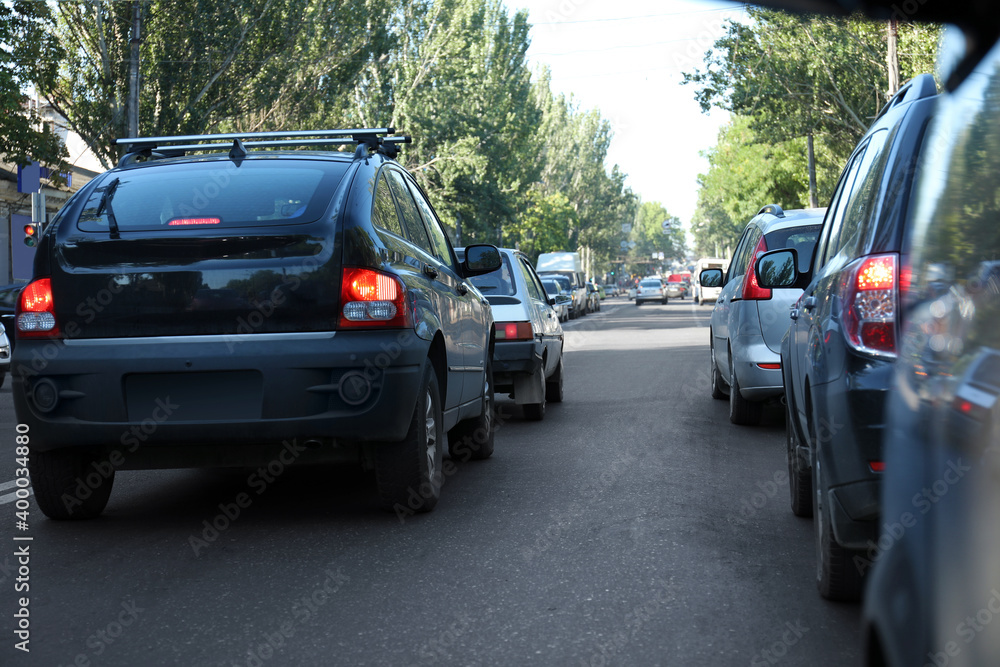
[
  {"left": 495, "top": 322, "right": 534, "bottom": 341},
  {"left": 756, "top": 363, "right": 781, "bottom": 370},
  {"left": 339, "top": 268, "right": 411, "bottom": 329},
  {"left": 869, "top": 461, "right": 885, "bottom": 473},
  {"left": 842, "top": 254, "right": 897, "bottom": 358},
  {"left": 16, "top": 277, "right": 60, "bottom": 338},
  {"left": 168, "top": 217, "right": 221, "bottom": 226},
  {"left": 741, "top": 235, "right": 771, "bottom": 300}
]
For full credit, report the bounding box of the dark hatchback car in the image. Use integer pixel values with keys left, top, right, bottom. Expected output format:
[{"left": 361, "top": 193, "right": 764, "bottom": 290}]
[
  {"left": 13, "top": 129, "right": 502, "bottom": 519},
  {"left": 757, "top": 73, "right": 938, "bottom": 600}
]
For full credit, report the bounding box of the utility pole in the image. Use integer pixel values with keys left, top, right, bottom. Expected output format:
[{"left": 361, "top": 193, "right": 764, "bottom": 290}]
[
  {"left": 127, "top": 1, "right": 142, "bottom": 138},
  {"left": 807, "top": 133, "right": 818, "bottom": 208},
  {"left": 886, "top": 18, "right": 900, "bottom": 99}
]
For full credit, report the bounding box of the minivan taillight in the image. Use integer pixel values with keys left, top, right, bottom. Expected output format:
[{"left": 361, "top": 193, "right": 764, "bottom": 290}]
[
  {"left": 16, "top": 277, "right": 60, "bottom": 338},
  {"left": 339, "top": 267, "right": 412, "bottom": 329},
  {"left": 841, "top": 253, "right": 897, "bottom": 358},
  {"left": 741, "top": 236, "right": 771, "bottom": 300}
]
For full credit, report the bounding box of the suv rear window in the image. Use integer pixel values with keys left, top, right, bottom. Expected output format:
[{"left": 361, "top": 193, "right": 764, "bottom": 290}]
[{"left": 77, "top": 160, "right": 349, "bottom": 232}]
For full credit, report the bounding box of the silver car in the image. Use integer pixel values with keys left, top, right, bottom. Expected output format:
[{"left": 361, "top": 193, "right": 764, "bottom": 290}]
[
  {"left": 541, "top": 279, "right": 570, "bottom": 322},
  {"left": 702, "top": 204, "right": 825, "bottom": 425},
  {"left": 634, "top": 277, "right": 667, "bottom": 305}
]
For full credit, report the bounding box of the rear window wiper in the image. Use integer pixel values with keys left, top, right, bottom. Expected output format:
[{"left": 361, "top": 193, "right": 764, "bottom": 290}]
[{"left": 95, "top": 177, "right": 121, "bottom": 239}]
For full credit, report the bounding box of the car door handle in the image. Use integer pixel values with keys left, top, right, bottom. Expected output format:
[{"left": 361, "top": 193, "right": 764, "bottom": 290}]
[
  {"left": 457, "top": 283, "right": 469, "bottom": 295},
  {"left": 422, "top": 264, "right": 439, "bottom": 280},
  {"left": 803, "top": 296, "right": 817, "bottom": 311}
]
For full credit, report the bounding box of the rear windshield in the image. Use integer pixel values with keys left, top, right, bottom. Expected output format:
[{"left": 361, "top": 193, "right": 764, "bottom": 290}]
[
  {"left": 765, "top": 224, "right": 823, "bottom": 272},
  {"left": 640, "top": 279, "right": 661, "bottom": 287},
  {"left": 468, "top": 254, "right": 517, "bottom": 296},
  {"left": 77, "top": 160, "right": 349, "bottom": 232}
]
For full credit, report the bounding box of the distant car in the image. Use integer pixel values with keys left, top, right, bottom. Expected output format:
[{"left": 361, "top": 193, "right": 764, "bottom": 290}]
[
  {"left": 703, "top": 204, "right": 824, "bottom": 426},
  {"left": 586, "top": 283, "right": 601, "bottom": 312},
  {"left": 664, "top": 279, "right": 686, "bottom": 299},
  {"left": 0, "top": 282, "right": 23, "bottom": 349},
  {"left": 539, "top": 272, "right": 586, "bottom": 319},
  {"left": 602, "top": 284, "right": 618, "bottom": 297},
  {"left": 465, "top": 248, "right": 565, "bottom": 420},
  {"left": 0, "top": 323, "right": 9, "bottom": 388},
  {"left": 757, "top": 74, "right": 938, "bottom": 602},
  {"left": 541, "top": 279, "right": 570, "bottom": 322},
  {"left": 635, "top": 277, "right": 667, "bottom": 305}
]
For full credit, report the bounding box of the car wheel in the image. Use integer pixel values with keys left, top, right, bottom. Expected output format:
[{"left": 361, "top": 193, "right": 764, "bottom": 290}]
[
  {"left": 635, "top": 300, "right": 641, "bottom": 307},
  {"left": 813, "top": 455, "right": 865, "bottom": 601},
  {"left": 523, "top": 367, "right": 547, "bottom": 421},
  {"left": 30, "top": 447, "right": 114, "bottom": 520},
  {"left": 729, "top": 357, "right": 763, "bottom": 425},
  {"left": 786, "top": 397, "right": 812, "bottom": 518},
  {"left": 375, "top": 363, "right": 443, "bottom": 513},
  {"left": 710, "top": 338, "right": 726, "bottom": 400},
  {"left": 694, "top": 296, "right": 700, "bottom": 304},
  {"left": 0, "top": 371, "right": 5, "bottom": 388},
  {"left": 448, "top": 357, "right": 495, "bottom": 461},
  {"left": 545, "top": 353, "right": 564, "bottom": 403},
  {"left": 661, "top": 297, "right": 668, "bottom": 304}
]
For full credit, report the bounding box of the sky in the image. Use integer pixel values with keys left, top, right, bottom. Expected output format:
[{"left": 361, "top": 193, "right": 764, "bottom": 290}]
[{"left": 511, "top": 0, "right": 747, "bottom": 227}]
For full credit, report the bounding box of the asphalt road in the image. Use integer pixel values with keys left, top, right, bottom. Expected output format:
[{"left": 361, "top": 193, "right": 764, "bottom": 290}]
[{"left": 0, "top": 297, "right": 860, "bottom": 666}]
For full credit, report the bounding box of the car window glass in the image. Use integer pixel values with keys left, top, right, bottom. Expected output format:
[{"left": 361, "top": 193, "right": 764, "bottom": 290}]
[
  {"left": 730, "top": 227, "right": 760, "bottom": 278},
  {"left": 764, "top": 224, "right": 823, "bottom": 273},
  {"left": 467, "top": 254, "right": 516, "bottom": 295},
  {"left": 372, "top": 175, "right": 404, "bottom": 238},
  {"left": 832, "top": 129, "right": 890, "bottom": 260},
  {"left": 405, "top": 178, "right": 455, "bottom": 268},
  {"left": 518, "top": 257, "right": 545, "bottom": 300},
  {"left": 385, "top": 170, "right": 434, "bottom": 256},
  {"left": 819, "top": 142, "right": 868, "bottom": 267}
]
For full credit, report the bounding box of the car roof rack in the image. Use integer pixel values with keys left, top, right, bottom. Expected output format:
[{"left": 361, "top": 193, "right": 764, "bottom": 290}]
[
  {"left": 873, "top": 73, "right": 938, "bottom": 122},
  {"left": 115, "top": 128, "right": 412, "bottom": 167},
  {"left": 757, "top": 204, "right": 784, "bottom": 218}
]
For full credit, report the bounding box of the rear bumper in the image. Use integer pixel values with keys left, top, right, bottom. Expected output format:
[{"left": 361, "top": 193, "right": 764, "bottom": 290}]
[
  {"left": 732, "top": 333, "right": 783, "bottom": 401},
  {"left": 492, "top": 340, "right": 543, "bottom": 389},
  {"left": 12, "top": 330, "right": 429, "bottom": 454}
]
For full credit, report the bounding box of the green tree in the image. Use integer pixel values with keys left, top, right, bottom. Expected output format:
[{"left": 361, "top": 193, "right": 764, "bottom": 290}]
[
  {"left": 46, "top": 0, "right": 391, "bottom": 169},
  {"left": 1, "top": 1, "right": 67, "bottom": 168},
  {"left": 625, "top": 201, "right": 683, "bottom": 276},
  {"left": 506, "top": 190, "right": 574, "bottom": 262}
]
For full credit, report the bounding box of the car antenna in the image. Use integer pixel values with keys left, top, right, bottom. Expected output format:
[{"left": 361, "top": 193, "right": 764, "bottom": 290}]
[{"left": 229, "top": 138, "right": 247, "bottom": 165}]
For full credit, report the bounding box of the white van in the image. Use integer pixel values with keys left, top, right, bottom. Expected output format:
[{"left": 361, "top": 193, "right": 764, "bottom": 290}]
[{"left": 694, "top": 257, "right": 729, "bottom": 305}]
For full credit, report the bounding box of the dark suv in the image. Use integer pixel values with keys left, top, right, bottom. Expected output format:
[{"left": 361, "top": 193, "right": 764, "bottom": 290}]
[
  {"left": 13, "top": 129, "right": 501, "bottom": 519},
  {"left": 756, "top": 74, "right": 937, "bottom": 600}
]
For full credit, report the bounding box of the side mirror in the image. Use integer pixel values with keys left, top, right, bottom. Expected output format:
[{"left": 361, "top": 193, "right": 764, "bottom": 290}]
[
  {"left": 547, "top": 297, "right": 556, "bottom": 306},
  {"left": 556, "top": 294, "right": 571, "bottom": 305},
  {"left": 755, "top": 249, "right": 800, "bottom": 289},
  {"left": 462, "top": 244, "right": 502, "bottom": 275},
  {"left": 699, "top": 268, "right": 723, "bottom": 288}
]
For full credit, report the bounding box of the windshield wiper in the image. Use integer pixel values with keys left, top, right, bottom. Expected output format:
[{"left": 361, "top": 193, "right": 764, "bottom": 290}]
[{"left": 95, "top": 177, "right": 121, "bottom": 239}]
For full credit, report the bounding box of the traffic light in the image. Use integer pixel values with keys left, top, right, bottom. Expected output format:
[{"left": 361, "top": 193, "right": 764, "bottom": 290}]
[{"left": 23, "top": 223, "right": 40, "bottom": 247}]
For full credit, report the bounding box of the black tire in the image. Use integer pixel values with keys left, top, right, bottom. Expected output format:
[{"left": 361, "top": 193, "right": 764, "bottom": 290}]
[
  {"left": 710, "top": 338, "right": 726, "bottom": 400},
  {"left": 635, "top": 300, "right": 641, "bottom": 307},
  {"left": 30, "top": 447, "right": 114, "bottom": 520},
  {"left": 375, "top": 363, "right": 443, "bottom": 513},
  {"left": 0, "top": 371, "right": 5, "bottom": 389},
  {"left": 661, "top": 297, "right": 668, "bottom": 304},
  {"left": 448, "top": 358, "right": 495, "bottom": 461},
  {"left": 523, "top": 367, "right": 547, "bottom": 421},
  {"left": 814, "top": 456, "right": 865, "bottom": 601},
  {"left": 545, "top": 354, "right": 564, "bottom": 403},
  {"left": 787, "top": 397, "right": 812, "bottom": 518},
  {"left": 729, "top": 357, "right": 763, "bottom": 425}
]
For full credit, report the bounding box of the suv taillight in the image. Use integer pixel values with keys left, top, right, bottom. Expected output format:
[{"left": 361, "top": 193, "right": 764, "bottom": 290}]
[
  {"left": 339, "top": 267, "right": 412, "bottom": 329},
  {"left": 841, "top": 253, "right": 897, "bottom": 358},
  {"left": 16, "top": 278, "right": 60, "bottom": 338},
  {"left": 741, "top": 236, "right": 771, "bottom": 300}
]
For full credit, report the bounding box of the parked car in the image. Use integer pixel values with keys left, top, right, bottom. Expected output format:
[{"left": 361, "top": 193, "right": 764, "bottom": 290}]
[
  {"left": 586, "top": 283, "right": 601, "bottom": 312},
  {"left": 0, "top": 282, "right": 23, "bottom": 348},
  {"left": 702, "top": 204, "right": 824, "bottom": 425},
  {"left": 755, "top": 74, "right": 938, "bottom": 601},
  {"left": 859, "top": 17, "right": 1000, "bottom": 667},
  {"left": 602, "top": 284, "right": 619, "bottom": 297},
  {"left": 634, "top": 277, "right": 667, "bottom": 305},
  {"left": 541, "top": 279, "right": 570, "bottom": 322},
  {"left": 464, "top": 248, "right": 564, "bottom": 421},
  {"left": 0, "top": 323, "right": 9, "bottom": 388},
  {"left": 12, "top": 128, "right": 502, "bottom": 519}
]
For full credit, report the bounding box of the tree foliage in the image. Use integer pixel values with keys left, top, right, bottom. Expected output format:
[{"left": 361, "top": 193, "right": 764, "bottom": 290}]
[{"left": 1, "top": 1, "right": 67, "bottom": 168}]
